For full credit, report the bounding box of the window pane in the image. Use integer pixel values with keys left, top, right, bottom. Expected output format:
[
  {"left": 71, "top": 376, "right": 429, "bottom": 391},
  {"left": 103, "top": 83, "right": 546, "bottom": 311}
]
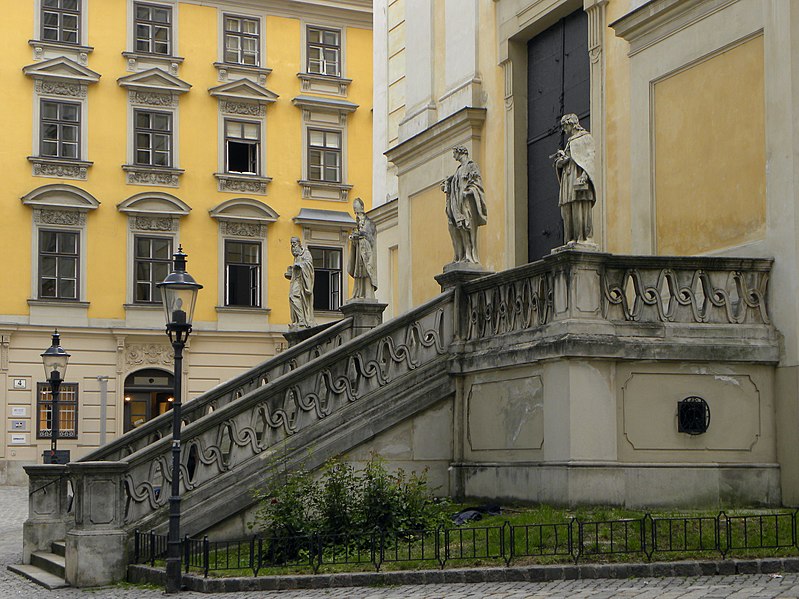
[
  {"left": 136, "top": 261, "right": 152, "bottom": 281},
  {"left": 63, "top": 14, "right": 78, "bottom": 29},
  {"left": 154, "top": 41, "right": 169, "bottom": 54},
  {"left": 225, "top": 17, "right": 239, "bottom": 31},
  {"left": 63, "top": 0, "right": 79, "bottom": 9},
  {"left": 226, "top": 36, "right": 240, "bottom": 51},
  {"left": 152, "top": 238, "right": 171, "bottom": 258},
  {"left": 243, "top": 243, "right": 260, "bottom": 263},
  {"left": 43, "top": 27, "right": 59, "bottom": 41},
  {"left": 61, "top": 104, "right": 79, "bottom": 122},
  {"left": 41, "top": 279, "right": 57, "bottom": 298},
  {"left": 242, "top": 123, "right": 258, "bottom": 139},
  {"left": 135, "top": 237, "right": 151, "bottom": 258},
  {"left": 62, "top": 125, "right": 78, "bottom": 142},
  {"left": 309, "top": 130, "right": 324, "bottom": 146},
  {"left": 136, "top": 132, "right": 150, "bottom": 151},
  {"left": 309, "top": 148, "right": 322, "bottom": 167},
  {"left": 242, "top": 52, "right": 256, "bottom": 65},
  {"left": 135, "top": 112, "right": 151, "bottom": 128},
  {"left": 152, "top": 7, "right": 170, "bottom": 23},
  {"left": 153, "top": 134, "right": 168, "bottom": 151},
  {"left": 63, "top": 30, "right": 78, "bottom": 43},
  {"left": 43, "top": 12, "right": 59, "bottom": 26},
  {"left": 308, "top": 28, "right": 321, "bottom": 43},
  {"left": 59, "top": 256, "right": 76, "bottom": 278},
  {"left": 153, "top": 151, "right": 169, "bottom": 166},
  {"left": 42, "top": 102, "right": 59, "bottom": 120},
  {"left": 41, "top": 231, "right": 57, "bottom": 253},
  {"left": 243, "top": 19, "right": 257, "bottom": 34},
  {"left": 41, "top": 141, "right": 58, "bottom": 156},
  {"left": 136, "top": 283, "right": 151, "bottom": 302},
  {"left": 135, "top": 4, "right": 150, "bottom": 20},
  {"left": 153, "top": 25, "right": 168, "bottom": 41},
  {"left": 59, "top": 232, "right": 77, "bottom": 254},
  {"left": 136, "top": 23, "right": 150, "bottom": 40},
  {"left": 58, "top": 278, "right": 76, "bottom": 299},
  {"left": 44, "top": 0, "right": 59, "bottom": 7},
  {"left": 153, "top": 262, "right": 170, "bottom": 282},
  {"left": 225, "top": 121, "right": 240, "bottom": 138},
  {"left": 42, "top": 124, "right": 59, "bottom": 141},
  {"left": 326, "top": 132, "right": 341, "bottom": 149},
  {"left": 243, "top": 37, "right": 257, "bottom": 53},
  {"left": 323, "top": 30, "right": 339, "bottom": 45},
  {"left": 224, "top": 49, "right": 238, "bottom": 63},
  {"left": 152, "top": 113, "right": 170, "bottom": 130},
  {"left": 135, "top": 149, "right": 150, "bottom": 164},
  {"left": 41, "top": 256, "right": 57, "bottom": 277},
  {"left": 62, "top": 143, "right": 78, "bottom": 159}
]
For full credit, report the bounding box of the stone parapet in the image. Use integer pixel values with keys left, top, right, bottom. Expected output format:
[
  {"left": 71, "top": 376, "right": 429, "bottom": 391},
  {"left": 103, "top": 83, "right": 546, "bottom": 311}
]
[{"left": 22, "top": 464, "right": 70, "bottom": 563}]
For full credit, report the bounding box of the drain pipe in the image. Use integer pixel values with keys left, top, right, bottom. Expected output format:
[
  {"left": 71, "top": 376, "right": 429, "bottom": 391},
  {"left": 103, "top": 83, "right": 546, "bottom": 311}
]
[{"left": 96, "top": 375, "right": 110, "bottom": 446}]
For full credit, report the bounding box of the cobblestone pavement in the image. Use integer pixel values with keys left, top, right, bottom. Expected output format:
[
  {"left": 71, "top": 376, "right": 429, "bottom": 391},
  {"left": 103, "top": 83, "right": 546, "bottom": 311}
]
[{"left": 4, "top": 485, "right": 799, "bottom": 598}]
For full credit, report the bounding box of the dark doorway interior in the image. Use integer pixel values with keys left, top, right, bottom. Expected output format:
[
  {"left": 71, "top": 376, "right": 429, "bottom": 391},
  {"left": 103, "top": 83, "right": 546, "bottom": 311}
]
[
  {"left": 527, "top": 9, "right": 590, "bottom": 262},
  {"left": 123, "top": 368, "right": 175, "bottom": 432}
]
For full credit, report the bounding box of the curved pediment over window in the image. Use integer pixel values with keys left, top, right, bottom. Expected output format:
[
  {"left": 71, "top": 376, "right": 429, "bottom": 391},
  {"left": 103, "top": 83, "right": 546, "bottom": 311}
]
[
  {"left": 117, "top": 192, "right": 191, "bottom": 217},
  {"left": 22, "top": 183, "right": 100, "bottom": 211},
  {"left": 209, "top": 198, "right": 279, "bottom": 224}
]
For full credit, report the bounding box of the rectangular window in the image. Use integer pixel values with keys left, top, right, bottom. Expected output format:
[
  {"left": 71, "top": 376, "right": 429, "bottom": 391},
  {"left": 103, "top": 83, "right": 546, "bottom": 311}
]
[
  {"left": 225, "top": 240, "right": 261, "bottom": 307},
  {"left": 308, "top": 129, "right": 341, "bottom": 183},
  {"left": 223, "top": 15, "right": 259, "bottom": 66},
  {"left": 39, "top": 229, "right": 79, "bottom": 300},
  {"left": 40, "top": 100, "right": 80, "bottom": 160},
  {"left": 134, "top": 236, "right": 172, "bottom": 303},
  {"left": 36, "top": 382, "right": 79, "bottom": 439},
  {"left": 41, "top": 0, "right": 81, "bottom": 44},
  {"left": 134, "top": 2, "right": 172, "bottom": 55},
  {"left": 307, "top": 26, "right": 340, "bottom": 76},
  {"left": 225, "top": 120, "right": 259, "bottom": 175},
  {"left": 310, "top": 246, "right": 341, "bottom": 311},
  {"left": 134, "top": 110, "right": 172, "bottom": 167}
]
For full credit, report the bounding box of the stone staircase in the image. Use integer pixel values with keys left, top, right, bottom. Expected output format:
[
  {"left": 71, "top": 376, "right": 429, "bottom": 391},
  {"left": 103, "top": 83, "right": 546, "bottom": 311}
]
[{"left": 8, "top": 540, "right": 68, "bottom": 590}]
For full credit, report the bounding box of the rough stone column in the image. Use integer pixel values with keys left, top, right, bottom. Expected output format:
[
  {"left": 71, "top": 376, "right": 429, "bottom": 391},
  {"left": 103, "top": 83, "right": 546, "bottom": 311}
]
[
  {"left": 22, "top": 464, "right": 70, "bottom": 563},
  {"left": 339, "top": 299, "right": 388, "bottom": 337},
  {"left": 65, "top": 461, "right": 128, "bottom": 587}
]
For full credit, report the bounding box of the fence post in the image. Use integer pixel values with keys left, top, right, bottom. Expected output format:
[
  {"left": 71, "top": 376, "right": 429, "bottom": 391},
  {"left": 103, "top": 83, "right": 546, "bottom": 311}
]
[
  {"left": 571, "top": 518, "right": 580, "bottom": 564},
  {"left": 184, "top": 534, "right": 190, "bottom": 573},
  {"left": 133, "top": 529, "right": 140, "bottom": 563},
  {"left": 203, "top": 536, "right": 209, "bottom": 578},
  {"left": 503, "top": 521, "right": 512, "bottom": 567},
  {"left": 150, "top": 531, "right": 156, "bottom": 566},
  {"left": 719, "top": 511, "right": 728, "bottom": 558},
  {"left": 435, "top": 525, "right": 443, "bottom": 569},
  {"left": 254, "top": 537, "right": 262, "bottom": 577},
  {"left": 249, "top": 536, "right": 255, "bottom": 575}
]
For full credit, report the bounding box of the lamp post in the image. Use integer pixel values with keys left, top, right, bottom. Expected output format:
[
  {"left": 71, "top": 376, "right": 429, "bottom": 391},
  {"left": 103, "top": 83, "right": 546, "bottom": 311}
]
[
  {"left": 157, "top": 246, "right": 202, "bottom": 594},
  {"left": 41, "top": 330, "right": 70, "bottom": 465}
]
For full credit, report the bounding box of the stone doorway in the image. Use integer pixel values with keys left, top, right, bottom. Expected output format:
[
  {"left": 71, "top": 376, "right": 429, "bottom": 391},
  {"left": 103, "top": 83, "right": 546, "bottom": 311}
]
[{"left": 123, "top": 368, "right": 174, "bottom": 432}]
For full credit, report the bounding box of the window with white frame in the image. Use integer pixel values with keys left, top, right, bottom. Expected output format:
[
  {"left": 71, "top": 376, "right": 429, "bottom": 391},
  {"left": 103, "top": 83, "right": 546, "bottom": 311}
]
[
  {"left": 41, "top": 0, "right": 81, "bottom": 44},
  {"left": 225, "top": 120, "right": 259, "bottom": 175},
  {"left": 40, "top": 100, "right": 80, "bottom": 160},
  {"left": 308, "top": 129, "right": 341, "bottom": 183},
  {"left": 310, "top": 246, "right": 341, "bottom": 311},
  {"left": 307, "top": 26, "right": 341, "bottom": 77},
  {"left": 134, "top": 235, "right": 172, "bottom": 303},
  {"left": 224, "top": 15, "right": 259, "bottom": 66},
  {"left": 36, "top": 382, "right": 78, "bottom": 439},
  {"left": 134, "top": 110, "right": 172, "bottom": 167},
  {"left": 134, "top": 2, "right": 172, "bottom": 55},
  {"left": 39, "top": 229, "right": 79, "bottom": 300},
  {"left": 225, "top": 240, "right": 261, "bottom": 307}
]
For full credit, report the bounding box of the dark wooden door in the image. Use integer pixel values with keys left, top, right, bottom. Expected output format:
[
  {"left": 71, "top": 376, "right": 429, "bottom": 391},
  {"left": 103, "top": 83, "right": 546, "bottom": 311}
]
[{"left": 527, "top": 9, "right": 590, "bottom": 262}]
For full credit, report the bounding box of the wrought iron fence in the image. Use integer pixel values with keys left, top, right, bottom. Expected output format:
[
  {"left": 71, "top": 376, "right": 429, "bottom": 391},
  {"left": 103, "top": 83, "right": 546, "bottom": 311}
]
[{"left": 133, "top": 510, "right": 799, "bottom": 576}]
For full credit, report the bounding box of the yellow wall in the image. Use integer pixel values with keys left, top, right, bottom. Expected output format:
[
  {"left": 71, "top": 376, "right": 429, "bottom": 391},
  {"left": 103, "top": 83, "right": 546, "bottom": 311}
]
[
  {"left": 411, "top": 187, "right": 450, "bottom": 306},
  {"left": 654, "top": 35, "right": 765, "bottom": 256},
  {"left": 1, "top": 0, "right": 372, "bottom": 325}
]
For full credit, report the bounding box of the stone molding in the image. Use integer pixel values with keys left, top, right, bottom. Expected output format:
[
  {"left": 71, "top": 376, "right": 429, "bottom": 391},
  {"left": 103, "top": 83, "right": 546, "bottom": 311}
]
[
  {"left": 213, "top": 62, "right": 272, "bottom": 86},
  {"left": 219, "top": 221, "right": 267, "bottom": 238},
  {"left": 34, "top": 79, "right": 86, "bottom": 98},
  {"left": 131, "top": 215, "right": 178, "bottom": 232},
  {"left": 33, "top": 208, "right": 86, "bottom": 226},
  {"left": 297, "top": 72, "right": 352, "bottom": 97},
  {"left": 297, "top": 179, "right": 353, "bottom": 201},
  {"left": 126, "top": 344, "right": 173, "bottom": 368},
  {"left": 28, "top": 157, "right": 92, "bottom": 181},
  {"left": 122, "top": 165, "right": 184, "bottom": 187},
  {"left": 122, "top": 51, "right": 184, "bottom": 76},
  {"left": 128, "top": 90, "right": 177, "bottom": 107},
  {"left": 220, "top": 101, "right": 266, "bottom": 117},
  {"left": 29, "top": 39, "right": 93, "bottom": 65},
  {"left": 214, "top": 173, "right": 272, "bottom": 195}
]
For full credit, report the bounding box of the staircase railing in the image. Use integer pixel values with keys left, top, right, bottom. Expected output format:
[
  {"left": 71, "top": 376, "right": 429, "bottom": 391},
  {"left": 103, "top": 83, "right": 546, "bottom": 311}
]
[
  {"left": 119, "top": 291, "right": 454, "bottom": 530},
  {"left": 80, "top": 318, "right": 355, "bottom": 462}
]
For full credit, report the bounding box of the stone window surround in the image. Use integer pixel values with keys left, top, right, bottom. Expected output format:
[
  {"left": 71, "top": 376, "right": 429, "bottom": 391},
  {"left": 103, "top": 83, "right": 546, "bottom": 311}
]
[
  {"left": 22, "top": 183, "right": 100, "bottom": 308},
  {"left": 210, "top": 197, "right": 278, "bottom": 314},
  {"left": 117, "top": 191, "right": 190, "bottom": 309},
  {"left": 215, "top": 8, "right": 267, "bottom": 78},
  {"left": 124, "top": 0, "right": 183, "bottom": 76},
  {"left": 299, "top": 20, "right": 351, "bottom": 97},
  {"left": 31, "top": 0, "right": 91, "bottom": 54}
]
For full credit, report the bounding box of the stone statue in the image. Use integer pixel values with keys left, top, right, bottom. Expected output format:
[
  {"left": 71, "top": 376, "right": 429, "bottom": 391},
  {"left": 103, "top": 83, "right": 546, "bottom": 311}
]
[
  {"left": 284, "top": 236, "right": 315, "bottom": 329},
  {"left": 553, "top": 113, "right": 597, "bottom": 244},
  {"left": 347, "top": 197, "right": 377, "bottom": 300},
  {"left": 441, "top": 145, "right": 488, "bottom": 264}
]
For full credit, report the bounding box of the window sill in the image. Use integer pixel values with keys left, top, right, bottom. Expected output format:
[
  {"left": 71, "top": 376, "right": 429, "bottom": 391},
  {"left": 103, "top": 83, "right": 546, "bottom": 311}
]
[
  {"left": 28, "top": 299, "right": 89, "bottom": 308},
  {"left": 29, "top": 157, "right": 93, "bottom": 181},
  {"left": 298, "top": 179, "right": 352, "bottom": 202},
  {"left": 122, "top": 51, "right": 185, "bottom": 76},
  {"left": 216, "top": 306, "right": 271, "bottom": 314},
  {"left": 297, "top": 72, "right": 351, "bottom": 97},
  {"left": 214, "top": 172, "right": 272, "bottom": 195},
  {"left": 123, "top": 165, "right": 184, "bottom": 187},
  {"left": 29, "top": 39, "right": 94, "bottom": 65},
  {"left": 123, "top": 303, "right": 163, "bottom": 311},
  {"left": 214, "top": 62, "right": 272, "bottom": 86}
]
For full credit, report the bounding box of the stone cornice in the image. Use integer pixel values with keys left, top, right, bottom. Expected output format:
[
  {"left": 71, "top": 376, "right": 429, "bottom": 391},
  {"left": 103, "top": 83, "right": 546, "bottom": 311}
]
[
  {"left": 367, "top": 199, "right": 398, "bottom": 230},
  {"left": 178, "top": 0, "right": 372, "bottom": 29}
]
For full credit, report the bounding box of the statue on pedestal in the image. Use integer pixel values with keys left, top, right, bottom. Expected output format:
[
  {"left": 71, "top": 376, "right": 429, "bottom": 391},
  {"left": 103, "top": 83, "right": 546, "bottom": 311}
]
[
  {"left": 347, "top": 197, "right": 377, "bottom": 301},
  {"left": 285, "top": 236, "right": 315, "bottom": 329},
  {"left": 441, "top": 145, "right": 487, "bottom": 264},
  {"left": 553, "top": 113, "right": 596, "bottom": 244}
]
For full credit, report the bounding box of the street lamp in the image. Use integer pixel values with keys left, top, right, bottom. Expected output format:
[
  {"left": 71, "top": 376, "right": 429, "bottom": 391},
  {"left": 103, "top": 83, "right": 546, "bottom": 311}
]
[
  {"left": 157, "top": 246, "right": 202, "bottom": 594},
  {"left": 41, "top": 330, "right": 70, "bottom": 465}
]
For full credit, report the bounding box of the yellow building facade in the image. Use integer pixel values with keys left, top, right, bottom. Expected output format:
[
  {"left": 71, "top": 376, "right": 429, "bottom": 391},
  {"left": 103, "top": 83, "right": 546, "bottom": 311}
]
[{"left": 0, "top": 0, "right": 372, "bottom": 483}]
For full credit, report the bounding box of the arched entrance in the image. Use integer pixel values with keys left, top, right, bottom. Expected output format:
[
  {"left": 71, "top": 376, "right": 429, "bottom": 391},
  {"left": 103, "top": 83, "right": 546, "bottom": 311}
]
[{"left": 123, "top": 368, "right": 174, "bottom": 432}]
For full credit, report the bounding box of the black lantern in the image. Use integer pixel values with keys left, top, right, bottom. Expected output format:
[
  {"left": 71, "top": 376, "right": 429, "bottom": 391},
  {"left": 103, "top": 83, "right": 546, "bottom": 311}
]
[
  {"left": 41, "top": 330, "right": 70, "bottom": 465},
  {"left": 157, "top": 247, "right": 202, "bottom": 594}
]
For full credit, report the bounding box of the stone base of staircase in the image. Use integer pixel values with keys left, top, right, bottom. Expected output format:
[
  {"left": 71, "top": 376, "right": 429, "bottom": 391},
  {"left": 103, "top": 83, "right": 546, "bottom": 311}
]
[{"left": 8, "top": 540, "right": 69, "bottom": 589}]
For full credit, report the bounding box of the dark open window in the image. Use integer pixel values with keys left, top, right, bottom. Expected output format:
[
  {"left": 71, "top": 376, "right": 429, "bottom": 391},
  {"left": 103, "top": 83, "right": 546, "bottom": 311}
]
[
  {"left": 225, "top": 120, "right": 259, "bottom": 175},
  {"left": 310, "top": 246, "right": 341, "bottom": 311},
  {"left": 134, "top": 236, "right": 172, "bottom": 303},
  {"left": 134, "top": 2, "right": 172, "bottom": 55},
  {"left": 41, "top": 0, "right": 81, "bottom": 44},
  {"left": 37, "top": 382, "right": 78, "bottom": 439},
  {"left": 225, "top": 240, "right": 261, "bottom": 307},
  {"left": 224, "top": 15, "right": 259, "bottom": 65},
  {"left": 39, "top": 229, "right": 79, "bottom": 300},
  {"left": 40, "top": 100, "right": 80, "bottom": 160},
  {"left": 307, "top": 26, "right": 340, "bottom": 76}
]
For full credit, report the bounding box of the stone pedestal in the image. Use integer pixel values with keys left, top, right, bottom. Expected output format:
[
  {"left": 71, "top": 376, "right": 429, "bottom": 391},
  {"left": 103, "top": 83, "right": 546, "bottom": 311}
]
[
  {"left": 435, "top": 263, "right": 493, "bottom": 292},
  {"left": 22, "top": 464, "right": 70, "bottom": 563},
  {"left": 283, "top": 321, "right": 337, "bottom": 348},
  {"left": 551, "top": 240, "right": 599, "bottom": 254},
  {"left": 65, "top": 461, "right": 128, "bottom": 587},
  {"left": 339, "top": 299, "right": 388, "bottom": 337}
]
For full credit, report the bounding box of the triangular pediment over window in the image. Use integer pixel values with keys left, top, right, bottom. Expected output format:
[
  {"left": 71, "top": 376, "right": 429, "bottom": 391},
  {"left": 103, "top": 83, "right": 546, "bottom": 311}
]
[
  {"left": 22, "top": 184, "right": 100, "bottom": 211},
  {"left": 117, "top": 192, "right": 191, "bottom": 216},
  {"left": 117, "top": 67, "right": 191, "bottom": 95},
  {"left": 23, "top": 56, "right": 101, "bottom": 85},
  {"left": 208, "top": 79, "right": 279, "bottom": 105},
  {"left": 209, "top": 198, "right": 279, "bottom": 224}
]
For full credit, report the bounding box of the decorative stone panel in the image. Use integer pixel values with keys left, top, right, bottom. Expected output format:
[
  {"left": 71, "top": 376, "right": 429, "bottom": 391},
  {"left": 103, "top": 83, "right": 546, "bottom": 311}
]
[
  {"left": 123, "top": 165, "right": 183, "bottom": 187},
  {"left": 34, "top": 79, "right": 86, "bottom": 98},
  {"left": 214, "top": 173, "right": 271, "bottom": 195},
  {"left": 29, "top": 157, "right": 92, "bottom": 181},
  {"left": 219, "top": 221, "right": 267, "bottom": 238},
  {"left": 33, "top": 208, "right": 86, "bottom": 226},
  {"left": 126, "top": 344, "right": 173, "bottom": 367}
]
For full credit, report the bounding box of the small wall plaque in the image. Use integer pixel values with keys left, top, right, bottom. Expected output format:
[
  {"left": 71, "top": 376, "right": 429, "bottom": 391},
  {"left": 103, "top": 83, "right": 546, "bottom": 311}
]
[
  {"left": 10, "top": 434, "right": 27, "bottom": 445},
  {"left": 11, "top": 420, "right": 26, "bottom": 430},
  {"left": 13, "top": 379, "right": 27, "bottom": 390},
  {"left": 10, "top": 407, "right": 27, "bottom": 417}
]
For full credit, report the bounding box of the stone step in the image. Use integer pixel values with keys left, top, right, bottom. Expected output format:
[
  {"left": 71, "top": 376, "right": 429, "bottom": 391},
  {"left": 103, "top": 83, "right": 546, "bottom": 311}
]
[
  {"left": 30, "top": 550, "right": 66, "bottom": 579},
  {"left": 51, "top": 540, "right": 66, "bottom": 557},
  {"left": 7, "top": 563, "right": 69, "bottom": 590}
]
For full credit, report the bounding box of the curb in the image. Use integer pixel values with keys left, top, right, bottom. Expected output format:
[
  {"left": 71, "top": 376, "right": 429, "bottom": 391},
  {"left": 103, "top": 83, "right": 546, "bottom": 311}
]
[{"left": 128, "top": 557, "right": 799, "bottom": 592}]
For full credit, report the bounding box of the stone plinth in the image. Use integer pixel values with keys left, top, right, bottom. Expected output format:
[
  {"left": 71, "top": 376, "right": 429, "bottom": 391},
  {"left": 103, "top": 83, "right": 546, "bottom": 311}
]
[
  {"left": 65, "top": 461, "right": 128, "bottom": 587},
  {"left": 340, "top": 299, "right": 388, "bottom": 336},
  {"left": 435, "top": 263, "right": 493, "bottom": 292},
  {"left": 283, "top": 320, "right": 338, "bottom": 348},
  {"left": 22, "top": 464, "right": 70, "bottom": 563}
]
